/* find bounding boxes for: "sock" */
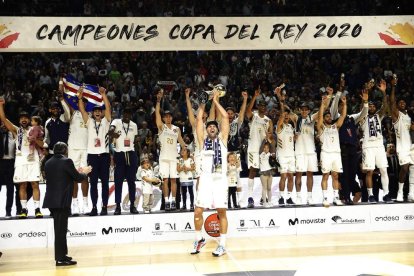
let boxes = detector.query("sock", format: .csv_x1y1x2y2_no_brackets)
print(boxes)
367,188,373,196
219,234,227,247
287,192,292,199
172,197,176,202
379,168,389,195
307,192,312,199
280,191,284,199
333,190,339,198
34,200,40,209
248,178,254,195
21,200,27,209
322,190,328,199
83,197,89,206
165,197,169,202
398,182,404,193
72,198,78,206
195,231,202,241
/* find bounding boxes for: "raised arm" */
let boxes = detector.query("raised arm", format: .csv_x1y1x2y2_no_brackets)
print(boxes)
328,86,341,120
209,99,216,121
213,91,229,143
185,88,196,128
237,91,248,125
155,90,164,132
389,76,399,122
100,86,111,122
336,96,347,128
350,88,369,124
246,87,260,120
274,86,285,132
317,96,328,133
0,98,18,135
177,128,186,150
196,103,206,149
77,87,89,124
58,78,71,122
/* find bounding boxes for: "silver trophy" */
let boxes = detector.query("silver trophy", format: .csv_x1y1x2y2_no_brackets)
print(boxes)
198,84,226,104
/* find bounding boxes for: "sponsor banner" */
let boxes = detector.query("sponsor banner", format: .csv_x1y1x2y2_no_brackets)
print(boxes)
325,205,370,233
0,219,49,249
0,16,413,52
293,207,330,235
145,212,196,242
369,203,414,231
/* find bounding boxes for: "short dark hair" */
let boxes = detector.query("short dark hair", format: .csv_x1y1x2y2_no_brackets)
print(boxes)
206,120,219,129
53,142,68,155
31,116,42,125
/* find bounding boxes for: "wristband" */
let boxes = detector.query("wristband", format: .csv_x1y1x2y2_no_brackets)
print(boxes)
59,81,63,85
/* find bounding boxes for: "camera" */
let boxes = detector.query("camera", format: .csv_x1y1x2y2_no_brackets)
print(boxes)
99,70,107,77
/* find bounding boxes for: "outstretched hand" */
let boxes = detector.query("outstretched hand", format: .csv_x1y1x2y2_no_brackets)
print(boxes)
377,79,386,93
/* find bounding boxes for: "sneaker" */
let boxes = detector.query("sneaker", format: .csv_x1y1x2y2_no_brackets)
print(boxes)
82,201,89,214
114,206,121,215
383,194,393,203
165,202,171,211
144,210,150,214
322,198,330,208
190,205,194,211
72,204,80,216
100,206,108,215
247,197,254,208
5,212,12,219
333,197,344,206
286,198,295,205
278,197,285,206
130,206,139,214
408,194,414,203
88,207,98,216
190,238,206,255
260,198,264,206
35,208,43,218
368,195,377,203
171,201,176,210
307,197,314,205
396,192,404,202
212,245,226,257
18,208,28,219
296,196,302,205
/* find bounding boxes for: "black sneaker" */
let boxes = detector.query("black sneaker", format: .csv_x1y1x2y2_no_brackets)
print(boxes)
247,197,254,208
114,206,121,215
130,206,139,214
190,205,194,211
35,208,43,218
88,207,98,216
368,195,377,203
286,198,295,205
171,201,176,210
18,208,28,219
100,206,108,215
383,194,393,203
278,197,285,205
260,198,264,206
165,202,171,211
181,205,187,211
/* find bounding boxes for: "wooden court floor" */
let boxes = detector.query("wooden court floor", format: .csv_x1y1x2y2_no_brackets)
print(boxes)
0,231,413,276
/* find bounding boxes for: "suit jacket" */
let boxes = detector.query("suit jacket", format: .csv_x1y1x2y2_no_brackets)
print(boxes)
43,154,87,209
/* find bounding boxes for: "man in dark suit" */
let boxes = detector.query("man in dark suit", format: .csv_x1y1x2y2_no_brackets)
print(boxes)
43,142,91,266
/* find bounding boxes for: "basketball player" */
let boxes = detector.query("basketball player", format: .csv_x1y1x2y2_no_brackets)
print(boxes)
0,99,43,218
358,80,391,203
317,95,347,207
390,75,414,202
191,90,229,257
275,87,296,205
78,85,111,216
245,88,273,208
155,89,186,211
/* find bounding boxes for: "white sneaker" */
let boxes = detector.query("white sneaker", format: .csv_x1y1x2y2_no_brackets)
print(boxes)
82,202,89,214
212,245,226,257
408,194,414,202
322,198,330,208
396,191,404,202
296,196,302,205
72,204,81,216
333,197,344,206
307,197,314,205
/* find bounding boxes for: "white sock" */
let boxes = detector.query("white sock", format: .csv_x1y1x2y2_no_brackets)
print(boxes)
333,190,339,198
72,198,78,206
248,178,254,195
195,231,202,241
34,200,40,209
379,168,389,195
398,183,404,193
287,192,292,199
165,197,169,202
280,191,285,199
219,234,226,247
172,197,176,202
307,192,312,199
83,197,88,206
322,190,328,199
21,200,27,209
368,188,373,196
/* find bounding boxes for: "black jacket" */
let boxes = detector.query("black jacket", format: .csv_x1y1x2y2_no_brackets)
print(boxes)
43,154,87,209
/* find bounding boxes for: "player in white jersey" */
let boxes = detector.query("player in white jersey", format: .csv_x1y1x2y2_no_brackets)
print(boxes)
275,87,296,205
390,75,414,202
317,95,347,207
245,88,273,208
156,89,186,211
0,100,43,218
78,85,111,216
359,80,391,203
61,81,90,215
191,90,229,257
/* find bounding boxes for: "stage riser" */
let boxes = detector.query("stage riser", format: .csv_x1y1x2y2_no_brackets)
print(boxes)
0,203,413,249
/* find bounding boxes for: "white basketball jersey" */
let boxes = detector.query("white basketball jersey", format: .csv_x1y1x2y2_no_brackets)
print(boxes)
360,114,384,149
248,112,270,152
394,111,412,153
277,123,295,157
201,138,228,176
14,127,40,166
295,116,316,154
111,119,138,152
159,124,179,161
68,111,88,150
87,118,110,154
320,124,341,153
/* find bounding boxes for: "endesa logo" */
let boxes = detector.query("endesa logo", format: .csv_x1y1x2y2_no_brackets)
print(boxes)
289,218,326,226
1,232,12,239
18,231,46,238
375,216,400,222
404,215,414,221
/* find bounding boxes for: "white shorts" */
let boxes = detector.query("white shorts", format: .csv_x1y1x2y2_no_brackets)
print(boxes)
14,163,41,183
295,153,318,172
159,160,178,179
398,150,414,166
194,151,201,178
362,147,388,170
320,152,343,174
247,151,260,169
68,148,88,168
195,173,228,209
278,155,295,173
